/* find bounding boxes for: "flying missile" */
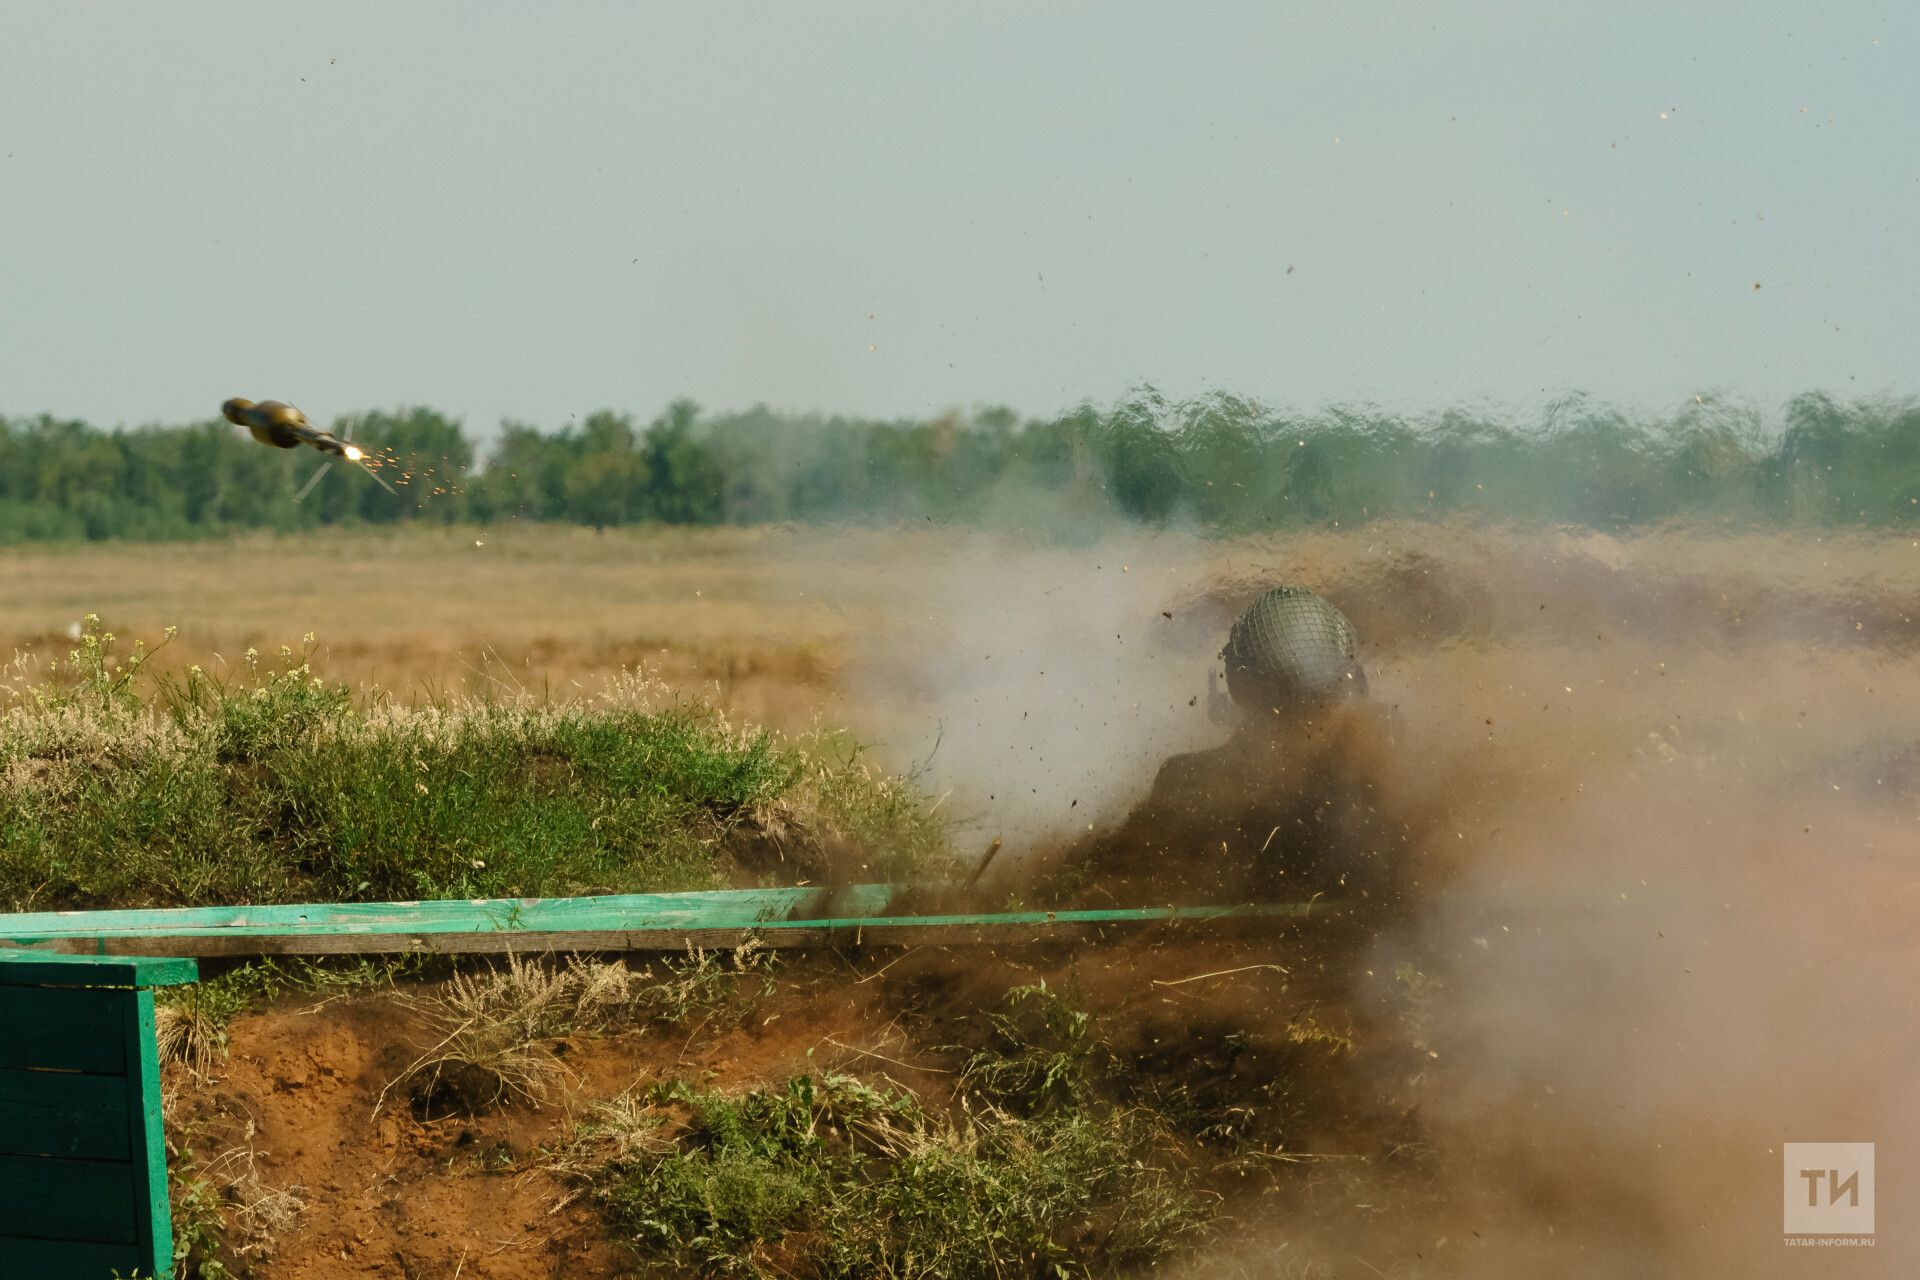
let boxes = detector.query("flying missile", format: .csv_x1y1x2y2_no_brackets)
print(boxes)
222,397,397,499
222,397,364,461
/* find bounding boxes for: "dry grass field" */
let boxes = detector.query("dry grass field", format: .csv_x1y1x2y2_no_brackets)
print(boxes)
1,525,858,726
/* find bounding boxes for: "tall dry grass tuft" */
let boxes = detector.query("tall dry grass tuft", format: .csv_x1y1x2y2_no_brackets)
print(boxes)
387,953,579,1115
154,995,228,1079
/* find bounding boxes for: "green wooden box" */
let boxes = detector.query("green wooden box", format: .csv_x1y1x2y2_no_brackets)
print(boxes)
0,952,197,1279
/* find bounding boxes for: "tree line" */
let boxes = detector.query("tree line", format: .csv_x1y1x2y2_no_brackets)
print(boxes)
1,389,1916,542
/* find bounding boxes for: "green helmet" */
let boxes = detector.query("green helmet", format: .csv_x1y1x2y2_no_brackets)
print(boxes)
1221,586,1366,711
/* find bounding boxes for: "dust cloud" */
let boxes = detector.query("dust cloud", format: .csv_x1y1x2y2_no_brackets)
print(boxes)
829,529,1236,858
826,522,1920,1275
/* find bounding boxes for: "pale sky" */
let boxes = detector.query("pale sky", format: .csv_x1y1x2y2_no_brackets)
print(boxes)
1,2,1913,433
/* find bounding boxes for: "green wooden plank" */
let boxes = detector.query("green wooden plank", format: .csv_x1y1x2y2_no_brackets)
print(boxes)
0,901,1318,959
0,1153,139,1245
0,988,129,1074
0,952,197,989
0,1068,131,1160
0,886,1302,945
0,893,1314,959
0,885,899,941
125,988,172,1279
0,1234,143,1278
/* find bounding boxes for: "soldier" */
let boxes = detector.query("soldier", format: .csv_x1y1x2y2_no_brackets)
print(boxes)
1070,586,1403,904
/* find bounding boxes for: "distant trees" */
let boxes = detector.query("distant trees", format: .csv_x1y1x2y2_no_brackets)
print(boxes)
2,389,1917,543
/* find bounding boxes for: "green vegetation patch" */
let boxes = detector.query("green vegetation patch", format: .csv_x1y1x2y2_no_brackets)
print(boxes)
567,989,1210,1278
0,623,944,911
598,1075,1202,1279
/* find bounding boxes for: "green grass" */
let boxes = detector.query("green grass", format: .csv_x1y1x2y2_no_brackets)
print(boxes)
602,1075,1203,1279
570,991,1212,1279
0,622,947,911
576,1074,1198,1280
